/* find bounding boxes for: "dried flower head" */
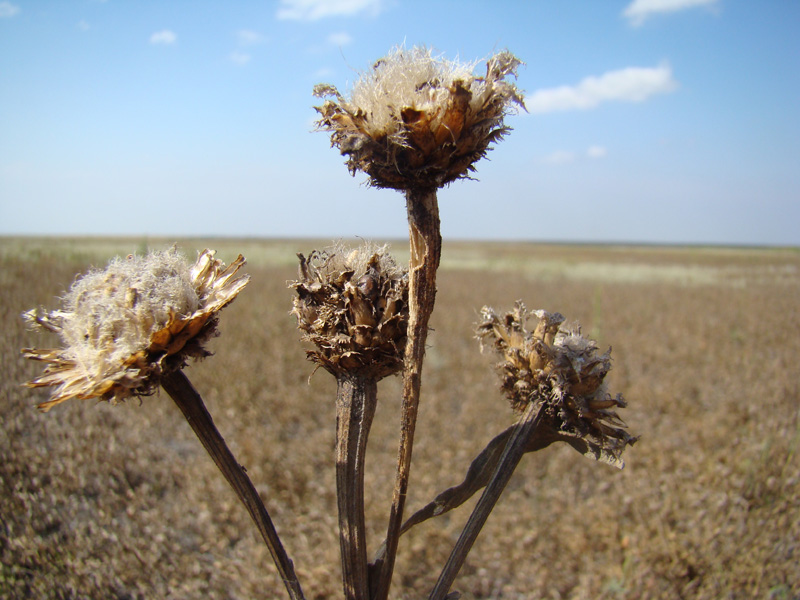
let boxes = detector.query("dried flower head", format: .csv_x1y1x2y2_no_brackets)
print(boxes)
314,46,525,191
22,248,249,411
477,301,637,467
291,242,408,378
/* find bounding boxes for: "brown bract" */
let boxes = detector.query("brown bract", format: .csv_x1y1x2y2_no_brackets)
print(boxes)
477,301,637,467
22,248,249,412
290,243,408,379
313,46,525,191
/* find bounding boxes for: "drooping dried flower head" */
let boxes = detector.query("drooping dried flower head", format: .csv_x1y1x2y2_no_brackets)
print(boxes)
291,242,408,379
314,46,525,191
22,248,249,411
477,301,637,467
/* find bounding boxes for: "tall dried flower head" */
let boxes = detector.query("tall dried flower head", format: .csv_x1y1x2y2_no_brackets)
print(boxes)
477,301,637,467
22,248,249,412
291,242,408,378
314,46,525,191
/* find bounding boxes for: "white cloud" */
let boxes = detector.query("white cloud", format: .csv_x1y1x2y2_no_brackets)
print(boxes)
149,30,177,45
544,146,608,165
587,145,608,159
229,51,251,66
623,0,719,27
327,31,353,46
237,29,265,45
544,151,577,165
77,20,90,32
526,63,678,113
277,0,383,21
0,2,20,18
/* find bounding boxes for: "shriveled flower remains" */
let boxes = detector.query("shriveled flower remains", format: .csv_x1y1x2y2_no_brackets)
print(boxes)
477,301,637,467
291,242,408,379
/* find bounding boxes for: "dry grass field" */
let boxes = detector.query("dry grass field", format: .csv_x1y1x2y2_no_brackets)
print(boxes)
2,237,799,599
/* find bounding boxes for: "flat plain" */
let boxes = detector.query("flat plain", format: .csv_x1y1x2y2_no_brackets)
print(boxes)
1,237,798,599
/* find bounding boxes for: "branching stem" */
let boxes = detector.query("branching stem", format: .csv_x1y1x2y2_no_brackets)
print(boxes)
161,369,305,600
428,401,546,600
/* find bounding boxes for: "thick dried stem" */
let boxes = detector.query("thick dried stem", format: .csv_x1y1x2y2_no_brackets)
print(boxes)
428,401,545,600
336,375,378,600
160,370,305,600
374,187,441,600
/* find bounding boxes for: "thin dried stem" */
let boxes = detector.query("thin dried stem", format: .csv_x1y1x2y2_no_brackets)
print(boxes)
428,400,546,600
336,374,378,600
374,187,441,600
160,370,305,600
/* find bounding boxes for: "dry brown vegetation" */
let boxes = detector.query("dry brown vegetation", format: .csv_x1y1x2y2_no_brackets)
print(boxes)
2,237,799,599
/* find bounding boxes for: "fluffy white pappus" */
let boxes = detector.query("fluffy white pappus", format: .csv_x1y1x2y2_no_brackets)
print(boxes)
60,248,199,376
349,47,474,135
346,46,520,140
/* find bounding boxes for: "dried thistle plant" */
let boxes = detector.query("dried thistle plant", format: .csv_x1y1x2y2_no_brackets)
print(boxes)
427,302,637,599
291,242,408,380
22,248,304,600
315,47,524,599
291,242,408,600
476,301,637,466
22,248,247,411
314,46,525,191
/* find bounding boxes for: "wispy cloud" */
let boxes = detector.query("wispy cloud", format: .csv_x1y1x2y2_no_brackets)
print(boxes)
327,31,353,46
277,0,383,21
587,145,608,159
527,63,678,113
149,30,177,45
544,150,577,165
229,51,251,66
0,2,20,18
237,29,265,45
228,30,265,65
623,0,719,27
77,20,90,32
544,146,608,165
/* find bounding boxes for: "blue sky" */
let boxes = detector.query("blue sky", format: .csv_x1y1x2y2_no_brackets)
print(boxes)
1,0,798,245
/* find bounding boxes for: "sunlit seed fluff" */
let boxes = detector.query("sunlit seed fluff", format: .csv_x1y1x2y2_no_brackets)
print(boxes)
477,301,637,467
290,242,408,378
313,46,525,191
22,248,249,411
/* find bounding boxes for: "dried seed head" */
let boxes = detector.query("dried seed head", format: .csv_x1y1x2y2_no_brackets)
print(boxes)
290,242,408,379
477,301,637,467
314,46,525,191
22,248,249,411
